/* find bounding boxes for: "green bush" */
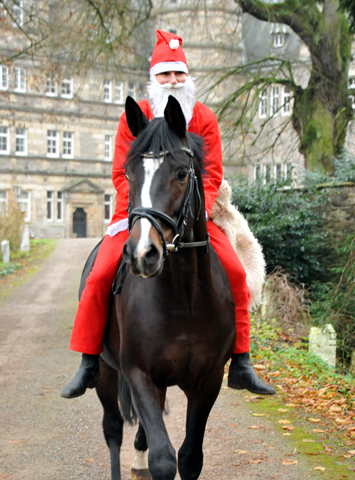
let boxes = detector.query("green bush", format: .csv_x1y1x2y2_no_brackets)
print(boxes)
229,175,329,285
0,196,25,254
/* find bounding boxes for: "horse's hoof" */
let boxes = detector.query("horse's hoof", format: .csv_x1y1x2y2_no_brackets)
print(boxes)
131,468,152,480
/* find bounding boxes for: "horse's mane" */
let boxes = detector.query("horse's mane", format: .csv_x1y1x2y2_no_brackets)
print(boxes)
126,117,206,173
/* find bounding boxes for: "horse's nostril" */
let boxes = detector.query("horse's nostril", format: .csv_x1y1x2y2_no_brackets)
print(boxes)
144,244,160,266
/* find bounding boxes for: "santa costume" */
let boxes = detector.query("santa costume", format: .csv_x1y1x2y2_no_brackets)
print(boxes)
61,30,275,399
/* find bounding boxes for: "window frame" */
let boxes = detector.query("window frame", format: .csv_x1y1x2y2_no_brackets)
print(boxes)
259,88,268,119
62,131,74,159
281,86,291,116
270,85,280,116
47,130,59,158
274,163,282,181
103,80,112,103
128,81,136,100
15,127,28,156
61,78,73,99
285,162,292,180
47,191,54,222
273,33,285,48
0,126,10,155
57,191,64,222
14,67,26,92
104,135,112,161
46,76,58,96
0,65,9,90
17,191,31,222
114,81,123,104
253,164,261,181
264,164,271,184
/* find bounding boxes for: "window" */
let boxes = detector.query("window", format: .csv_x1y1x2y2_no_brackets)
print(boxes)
15,127,27,155
275,163,282,181
13,1,24,26
128,82,136,100
114,81,123,104
270,85,279,116
17,191,30,222
282,86,291,115
61,78,73,98
47,130,59,157
254,164,261,181
285,162,292,180
0,66,8,90
14,68,26,92
105,135,112,161
104,194,112,222
0,191,7,215
259,89,267,118
0,126,10,154
264,164,271,183
47,191,54,221
46,76,57,96
63,132,74,158
273,33,285,48
57,191,63,221
103,80,112,102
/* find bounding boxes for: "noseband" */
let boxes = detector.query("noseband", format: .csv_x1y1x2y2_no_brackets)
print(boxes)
127,146,209,258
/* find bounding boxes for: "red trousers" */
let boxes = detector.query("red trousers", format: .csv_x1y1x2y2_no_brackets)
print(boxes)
70,220,250,355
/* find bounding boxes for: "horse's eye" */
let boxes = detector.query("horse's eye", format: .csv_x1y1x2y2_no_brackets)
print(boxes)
176,170,188,182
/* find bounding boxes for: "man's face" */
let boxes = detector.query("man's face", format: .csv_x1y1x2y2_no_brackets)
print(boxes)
155,71,187,85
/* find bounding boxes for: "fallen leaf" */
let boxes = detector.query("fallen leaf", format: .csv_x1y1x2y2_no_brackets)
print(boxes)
221,386,229,390
83,458,95,463
330,405,342,412
348,450,355,455
248,425,264,429
308,418,320,423
253,364,266,370
249,459,262,464
235,450,248,455
278,419,291,424
323,444,332,453
252,413,266,417
282,460,298,465
313,429,327,434
278,408,289,413
335,418,347,424
283,433,292,436
314,466,326,471
286,403,296,407
302,439,315,443
282,425,296,431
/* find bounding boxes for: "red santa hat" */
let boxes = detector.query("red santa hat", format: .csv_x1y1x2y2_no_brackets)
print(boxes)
150,30,188,76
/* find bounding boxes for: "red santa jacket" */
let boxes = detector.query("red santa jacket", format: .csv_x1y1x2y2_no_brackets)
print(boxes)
108,99,223,230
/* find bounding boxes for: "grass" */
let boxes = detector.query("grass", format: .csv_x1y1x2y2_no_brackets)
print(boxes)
0,239,58,303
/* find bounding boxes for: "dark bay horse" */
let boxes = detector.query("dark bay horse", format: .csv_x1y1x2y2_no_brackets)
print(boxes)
95,96,236,480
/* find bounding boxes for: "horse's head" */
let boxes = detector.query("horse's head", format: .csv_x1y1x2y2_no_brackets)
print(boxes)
122,96,204,278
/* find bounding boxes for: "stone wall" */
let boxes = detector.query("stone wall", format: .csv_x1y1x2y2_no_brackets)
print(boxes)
321,184,355,241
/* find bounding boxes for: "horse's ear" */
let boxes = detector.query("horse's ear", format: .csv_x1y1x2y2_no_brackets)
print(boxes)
164,95,187,138
125,96,149,137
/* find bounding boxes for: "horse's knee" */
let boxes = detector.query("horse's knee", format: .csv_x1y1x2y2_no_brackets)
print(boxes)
148,444,176,480
102,409,123,448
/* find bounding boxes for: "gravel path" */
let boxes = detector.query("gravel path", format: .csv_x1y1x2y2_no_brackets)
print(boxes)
0,238,314,479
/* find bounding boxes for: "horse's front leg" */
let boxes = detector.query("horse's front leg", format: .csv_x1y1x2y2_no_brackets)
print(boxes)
178,366,225,480
131,422,151,480
127,369,176,480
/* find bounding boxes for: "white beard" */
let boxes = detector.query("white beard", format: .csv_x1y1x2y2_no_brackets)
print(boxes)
147,75,196,126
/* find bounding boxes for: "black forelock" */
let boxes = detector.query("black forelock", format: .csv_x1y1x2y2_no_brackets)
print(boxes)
126,117,206,173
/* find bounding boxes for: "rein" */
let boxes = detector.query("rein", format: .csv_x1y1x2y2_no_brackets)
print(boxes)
128,145,209,258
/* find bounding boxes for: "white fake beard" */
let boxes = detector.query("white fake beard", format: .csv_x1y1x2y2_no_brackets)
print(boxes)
147,75,197,126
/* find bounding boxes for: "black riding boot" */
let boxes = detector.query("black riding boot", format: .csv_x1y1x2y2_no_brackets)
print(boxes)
61,354,100,399
228,352,276,395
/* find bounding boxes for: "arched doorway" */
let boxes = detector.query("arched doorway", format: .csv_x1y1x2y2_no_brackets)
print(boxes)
73,208,87,238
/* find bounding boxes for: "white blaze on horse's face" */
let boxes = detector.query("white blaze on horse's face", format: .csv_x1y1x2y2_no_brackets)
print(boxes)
136,156,164,262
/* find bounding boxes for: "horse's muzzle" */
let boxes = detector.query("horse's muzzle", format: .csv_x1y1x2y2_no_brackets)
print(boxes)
123,236,164,278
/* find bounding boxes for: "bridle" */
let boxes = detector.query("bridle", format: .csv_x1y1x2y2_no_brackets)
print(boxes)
127,145,209,259
112,144,209,295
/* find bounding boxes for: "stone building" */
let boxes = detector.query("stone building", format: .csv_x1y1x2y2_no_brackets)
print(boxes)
1,1,355,238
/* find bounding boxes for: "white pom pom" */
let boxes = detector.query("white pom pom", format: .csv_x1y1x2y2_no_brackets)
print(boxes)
169,39,179,50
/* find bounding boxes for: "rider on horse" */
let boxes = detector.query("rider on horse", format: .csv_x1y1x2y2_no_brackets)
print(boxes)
61,30,275,399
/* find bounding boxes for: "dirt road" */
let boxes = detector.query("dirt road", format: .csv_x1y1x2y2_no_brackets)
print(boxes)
0,239,316,479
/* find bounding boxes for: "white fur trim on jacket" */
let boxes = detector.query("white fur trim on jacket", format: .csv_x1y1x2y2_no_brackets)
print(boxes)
210,178,266,311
